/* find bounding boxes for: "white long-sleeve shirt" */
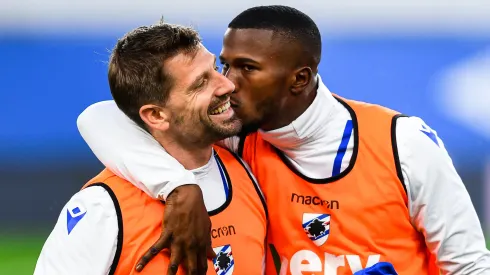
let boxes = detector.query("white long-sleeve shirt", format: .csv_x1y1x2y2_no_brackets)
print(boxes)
34,152,233,275
71,76,490,274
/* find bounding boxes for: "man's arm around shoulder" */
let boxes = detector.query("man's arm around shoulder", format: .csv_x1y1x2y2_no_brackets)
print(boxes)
77,100,240,200
34,186,119,275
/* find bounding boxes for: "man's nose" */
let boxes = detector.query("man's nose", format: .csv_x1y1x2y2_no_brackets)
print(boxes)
214,72,235,97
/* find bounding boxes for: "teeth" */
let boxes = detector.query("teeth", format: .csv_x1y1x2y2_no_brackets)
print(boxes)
211,102,230,115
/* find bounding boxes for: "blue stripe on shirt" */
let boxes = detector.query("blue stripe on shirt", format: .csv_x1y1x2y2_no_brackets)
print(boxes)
332,120,353,176
215,155,229,198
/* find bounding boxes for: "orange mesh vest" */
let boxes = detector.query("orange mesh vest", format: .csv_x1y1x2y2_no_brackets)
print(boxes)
83,147,267,275
240,97,438,275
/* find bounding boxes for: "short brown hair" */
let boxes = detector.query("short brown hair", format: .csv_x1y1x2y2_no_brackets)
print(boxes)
108,23,201,128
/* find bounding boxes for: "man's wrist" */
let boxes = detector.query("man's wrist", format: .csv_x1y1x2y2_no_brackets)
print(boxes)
159,181,198,201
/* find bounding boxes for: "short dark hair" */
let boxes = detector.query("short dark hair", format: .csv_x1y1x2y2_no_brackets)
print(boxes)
228,5,321,66
108,23,201,128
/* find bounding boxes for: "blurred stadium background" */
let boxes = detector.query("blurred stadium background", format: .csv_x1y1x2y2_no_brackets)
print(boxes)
1,0,489,274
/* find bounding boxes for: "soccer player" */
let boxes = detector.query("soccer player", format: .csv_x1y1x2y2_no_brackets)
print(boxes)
34,23,267,275
77,5,490,275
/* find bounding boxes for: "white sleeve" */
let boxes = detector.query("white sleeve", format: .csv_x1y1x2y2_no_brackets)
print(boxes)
77,100,197,200
396,116,490,275
34,186,118,275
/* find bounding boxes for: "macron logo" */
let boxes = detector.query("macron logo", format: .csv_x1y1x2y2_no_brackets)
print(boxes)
67,206,87,235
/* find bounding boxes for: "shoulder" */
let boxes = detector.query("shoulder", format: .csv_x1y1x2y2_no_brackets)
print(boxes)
34,186,119,275
61,185,118,236
395,116,448,158
394,116,459,203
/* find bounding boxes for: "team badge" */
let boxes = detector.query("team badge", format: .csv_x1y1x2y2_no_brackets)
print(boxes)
213,245,234,275
302,213,330,246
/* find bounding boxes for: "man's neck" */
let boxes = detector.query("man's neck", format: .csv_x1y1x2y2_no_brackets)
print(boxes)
259,77,338,148
261,77,318,131
154,135,213,170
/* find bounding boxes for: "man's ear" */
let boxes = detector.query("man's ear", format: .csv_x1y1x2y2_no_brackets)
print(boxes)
139,104,170,132
290,66,313,95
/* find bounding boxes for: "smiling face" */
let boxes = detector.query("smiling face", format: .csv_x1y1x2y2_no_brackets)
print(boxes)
109,23,241,147
161,44,242,144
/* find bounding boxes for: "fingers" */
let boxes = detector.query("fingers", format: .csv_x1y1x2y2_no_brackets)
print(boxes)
166,244,183,275
197,249,209,275
135,231,172,272
185,249,198,275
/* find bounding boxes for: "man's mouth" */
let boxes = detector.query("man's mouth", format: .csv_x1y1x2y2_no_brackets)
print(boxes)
210,101,231,115
229,99,239,108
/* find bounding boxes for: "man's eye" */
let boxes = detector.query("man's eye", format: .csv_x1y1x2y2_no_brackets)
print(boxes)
196,79,208,88
243,65,255,72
